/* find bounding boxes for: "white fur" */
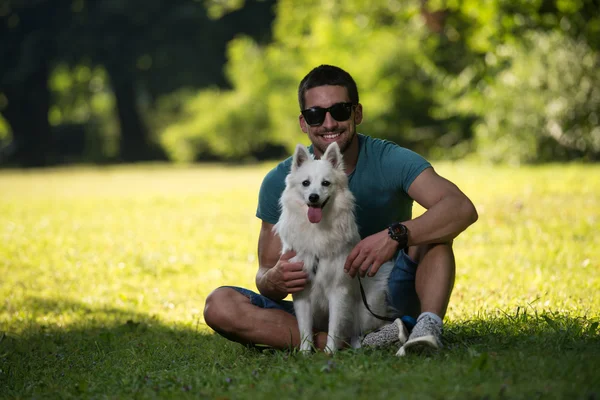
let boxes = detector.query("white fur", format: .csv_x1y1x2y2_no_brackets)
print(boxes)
274,142,395,354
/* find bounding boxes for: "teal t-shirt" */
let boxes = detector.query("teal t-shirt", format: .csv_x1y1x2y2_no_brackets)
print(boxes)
256,134,432,238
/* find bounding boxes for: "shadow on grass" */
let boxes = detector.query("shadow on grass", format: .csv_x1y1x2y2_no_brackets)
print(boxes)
0,296,248,397
1,297,599,398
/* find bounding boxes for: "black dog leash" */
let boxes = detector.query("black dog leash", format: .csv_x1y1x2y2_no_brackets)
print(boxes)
357,275,396,322
312,255,400,324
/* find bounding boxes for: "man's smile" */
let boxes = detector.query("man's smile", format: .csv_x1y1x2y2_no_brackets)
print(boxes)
320,131,344,142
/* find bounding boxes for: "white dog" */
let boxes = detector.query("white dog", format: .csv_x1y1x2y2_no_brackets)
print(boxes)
274,142,395,353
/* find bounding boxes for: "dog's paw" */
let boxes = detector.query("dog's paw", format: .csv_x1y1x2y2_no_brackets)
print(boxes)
299,340,314,354
324,338,340,355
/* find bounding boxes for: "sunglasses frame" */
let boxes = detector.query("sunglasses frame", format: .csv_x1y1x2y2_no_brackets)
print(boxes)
301,102,355,127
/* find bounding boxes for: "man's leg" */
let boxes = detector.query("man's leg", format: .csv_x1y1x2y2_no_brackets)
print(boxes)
399,242,455,355
203,287,327,349
362,243,455,353
411,242,456,319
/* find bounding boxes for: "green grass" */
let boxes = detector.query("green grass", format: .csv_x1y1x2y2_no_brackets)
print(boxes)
1,162,599,399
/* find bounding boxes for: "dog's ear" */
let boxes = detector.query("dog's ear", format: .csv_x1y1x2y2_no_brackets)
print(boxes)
323,142,344,170
292,144,311,172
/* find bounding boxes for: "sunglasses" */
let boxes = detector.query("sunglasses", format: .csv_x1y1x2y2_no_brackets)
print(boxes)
301,102,354,127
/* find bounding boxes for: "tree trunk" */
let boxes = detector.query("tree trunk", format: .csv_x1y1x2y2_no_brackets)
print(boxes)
107,67,152,162
420,0,447,33
1,63,52,167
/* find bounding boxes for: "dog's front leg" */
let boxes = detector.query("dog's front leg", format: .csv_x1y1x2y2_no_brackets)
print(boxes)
325,288,349,354
293,292,313,353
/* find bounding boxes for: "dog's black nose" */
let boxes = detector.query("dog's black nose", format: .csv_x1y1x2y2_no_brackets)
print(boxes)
309,193,320,203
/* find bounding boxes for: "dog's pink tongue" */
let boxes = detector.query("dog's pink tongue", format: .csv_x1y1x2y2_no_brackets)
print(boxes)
307,206,322,223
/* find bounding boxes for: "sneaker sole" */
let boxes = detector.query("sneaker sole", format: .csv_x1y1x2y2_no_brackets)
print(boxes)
396,335,441,357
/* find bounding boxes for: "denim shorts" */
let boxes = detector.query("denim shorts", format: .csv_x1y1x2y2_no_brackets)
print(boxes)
223,249,420,322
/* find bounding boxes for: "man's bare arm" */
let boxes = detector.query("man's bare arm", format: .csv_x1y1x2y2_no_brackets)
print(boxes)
403,167,478,246
255,221,308,300
345,167,477,277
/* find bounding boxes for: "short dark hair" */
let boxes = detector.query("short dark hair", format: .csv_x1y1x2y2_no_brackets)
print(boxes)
297,65,359,110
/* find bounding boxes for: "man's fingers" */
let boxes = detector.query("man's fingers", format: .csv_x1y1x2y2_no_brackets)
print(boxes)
358,257,374,277
344,246,361,271
348,253,367,277
367,260,382,277
284,270,308,281
283,261,305,272
286,278,308,289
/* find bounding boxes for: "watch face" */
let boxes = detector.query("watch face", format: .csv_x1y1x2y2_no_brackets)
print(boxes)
392,223,406,235
389,223,407,244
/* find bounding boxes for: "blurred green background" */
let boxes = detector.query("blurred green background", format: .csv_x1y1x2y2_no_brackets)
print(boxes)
1,0,599,167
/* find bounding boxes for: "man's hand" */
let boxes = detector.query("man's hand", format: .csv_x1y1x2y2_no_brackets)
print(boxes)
265,251,308,295
344,230,398,278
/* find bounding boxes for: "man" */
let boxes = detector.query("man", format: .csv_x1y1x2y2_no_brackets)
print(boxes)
204,65,478,355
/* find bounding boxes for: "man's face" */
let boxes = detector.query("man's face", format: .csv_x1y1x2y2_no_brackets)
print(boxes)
299,85,363,157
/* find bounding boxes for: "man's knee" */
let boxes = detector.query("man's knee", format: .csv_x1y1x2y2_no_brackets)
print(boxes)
410,242,454,265
203,287,248,334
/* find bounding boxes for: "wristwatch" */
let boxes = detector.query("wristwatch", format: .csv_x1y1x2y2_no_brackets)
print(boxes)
388,222,409,249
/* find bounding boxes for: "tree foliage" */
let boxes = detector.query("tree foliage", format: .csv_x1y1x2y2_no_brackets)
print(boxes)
2,0,599,165
0,0,276,165
438,30,600,163
160,0,461,161
161,0,600,163
430,0,600,163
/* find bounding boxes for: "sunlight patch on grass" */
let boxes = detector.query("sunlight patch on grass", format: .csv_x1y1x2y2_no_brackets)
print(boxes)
1,162,599,398
2,162,599,331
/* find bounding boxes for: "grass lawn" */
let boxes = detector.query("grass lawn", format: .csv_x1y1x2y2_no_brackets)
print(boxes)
0,161,599,399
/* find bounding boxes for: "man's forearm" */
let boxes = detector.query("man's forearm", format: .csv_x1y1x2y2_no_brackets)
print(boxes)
255,267,287,301
404,194,478,246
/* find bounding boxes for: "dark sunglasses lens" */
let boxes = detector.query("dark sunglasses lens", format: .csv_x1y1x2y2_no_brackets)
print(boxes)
303,108,326,126
302,103,353,126
330,103,352,121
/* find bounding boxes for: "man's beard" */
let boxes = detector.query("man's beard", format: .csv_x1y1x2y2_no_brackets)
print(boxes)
313,128,356,156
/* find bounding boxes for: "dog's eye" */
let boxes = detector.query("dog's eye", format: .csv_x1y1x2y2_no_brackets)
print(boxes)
302,180,310,187
321,180,331,187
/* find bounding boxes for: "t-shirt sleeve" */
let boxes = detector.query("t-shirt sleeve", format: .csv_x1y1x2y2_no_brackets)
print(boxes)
381,143,432,194
256,165,288,224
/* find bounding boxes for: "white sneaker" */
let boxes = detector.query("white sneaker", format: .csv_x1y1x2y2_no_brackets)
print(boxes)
361,318,409,348
396,314,443,356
